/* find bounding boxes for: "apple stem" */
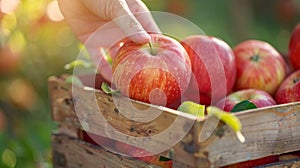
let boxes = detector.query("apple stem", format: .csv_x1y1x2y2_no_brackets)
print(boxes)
250,54,260,62
148,42,157,56
294,78,300,84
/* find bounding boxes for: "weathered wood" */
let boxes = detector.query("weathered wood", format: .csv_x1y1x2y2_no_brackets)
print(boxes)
49,75,300,168
48,75,199,167
256,158,300,168
52,133,162,168
194,103,300,167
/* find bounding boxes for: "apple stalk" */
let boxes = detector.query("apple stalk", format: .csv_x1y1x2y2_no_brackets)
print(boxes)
148,42,158,56
250,54,260,62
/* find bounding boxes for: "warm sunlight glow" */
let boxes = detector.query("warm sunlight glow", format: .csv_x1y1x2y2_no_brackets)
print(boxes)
46,0,64,22
0,0,20,14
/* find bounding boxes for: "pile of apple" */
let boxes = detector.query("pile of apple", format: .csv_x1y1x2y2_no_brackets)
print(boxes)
111,23,300,112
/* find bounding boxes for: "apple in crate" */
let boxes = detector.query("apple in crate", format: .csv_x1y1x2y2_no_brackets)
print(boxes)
215,89,276,112
275,69,300,104
114,141,172,168
233,40,287,96
112,34,191,106
180,35,237,105
289,24,300,70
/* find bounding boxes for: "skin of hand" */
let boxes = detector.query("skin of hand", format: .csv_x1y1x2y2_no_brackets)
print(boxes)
58,0,160,82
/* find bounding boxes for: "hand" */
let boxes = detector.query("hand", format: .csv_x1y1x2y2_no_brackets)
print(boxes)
58,0,160,47
58,0,160,82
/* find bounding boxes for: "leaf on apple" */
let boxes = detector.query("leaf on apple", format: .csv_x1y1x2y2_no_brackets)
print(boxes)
101,82,120,95
177,101,205,118
158,156,172,161
231,100,257,113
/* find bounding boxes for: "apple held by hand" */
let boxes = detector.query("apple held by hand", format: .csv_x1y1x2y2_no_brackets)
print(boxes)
112,34,191,106
180,35,237,105
289,24,300,70
233,40,287,96
275,69,300,104
215,89,276,112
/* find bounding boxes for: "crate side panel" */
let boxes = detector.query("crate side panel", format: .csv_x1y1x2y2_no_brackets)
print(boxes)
193,102,300,167
52,134,162,168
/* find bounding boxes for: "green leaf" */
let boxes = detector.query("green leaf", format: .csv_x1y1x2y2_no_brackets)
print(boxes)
177,101,205,118
231,100,257,113
158,156,172,161
64,60,94,70
65,76,84,87
101,83,120,95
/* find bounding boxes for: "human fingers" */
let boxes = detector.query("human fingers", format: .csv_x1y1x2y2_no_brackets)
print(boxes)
111,0,152,44
126,0,161,34
83,0,152,44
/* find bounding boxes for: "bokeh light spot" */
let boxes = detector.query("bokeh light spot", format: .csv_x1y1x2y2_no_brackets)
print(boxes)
1,14,17,36
8,30,26,54
7,78,37,110
2,149,16,168
0,0,20,14
46,0,64,22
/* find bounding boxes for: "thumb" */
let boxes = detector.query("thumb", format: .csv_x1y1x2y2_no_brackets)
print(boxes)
111,0,151,44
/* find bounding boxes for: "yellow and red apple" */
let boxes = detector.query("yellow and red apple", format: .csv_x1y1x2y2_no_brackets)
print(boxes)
112,34,191,106
275,69,300,104
233,40,287,96
289,24,300,70
215,89,276,112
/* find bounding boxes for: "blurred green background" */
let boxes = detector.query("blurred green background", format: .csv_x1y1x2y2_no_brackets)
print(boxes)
0,0,299,167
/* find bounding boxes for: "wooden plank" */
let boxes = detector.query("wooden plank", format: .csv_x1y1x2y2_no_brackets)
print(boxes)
193,102,300,167
48,75,300,168
48,75,200,167
256,158,300,168
52,133,162,168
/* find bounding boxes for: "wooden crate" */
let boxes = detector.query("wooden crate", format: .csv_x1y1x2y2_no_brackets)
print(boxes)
49,75,300,168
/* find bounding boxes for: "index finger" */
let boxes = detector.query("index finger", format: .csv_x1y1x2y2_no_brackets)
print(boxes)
127,0,161,34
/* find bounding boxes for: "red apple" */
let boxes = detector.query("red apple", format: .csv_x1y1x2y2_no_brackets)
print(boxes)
233,40,287,96
180,35,237,105
224,155,279,168
275,69,300,104
114,141,172,168
81,131,115,150
215,89,276,112
289,24,300,70
112,34,191,106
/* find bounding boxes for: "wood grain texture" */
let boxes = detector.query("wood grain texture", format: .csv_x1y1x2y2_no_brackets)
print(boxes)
194,103,300,167
52,133,162,168
49,75,300,168
256,158,300,168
